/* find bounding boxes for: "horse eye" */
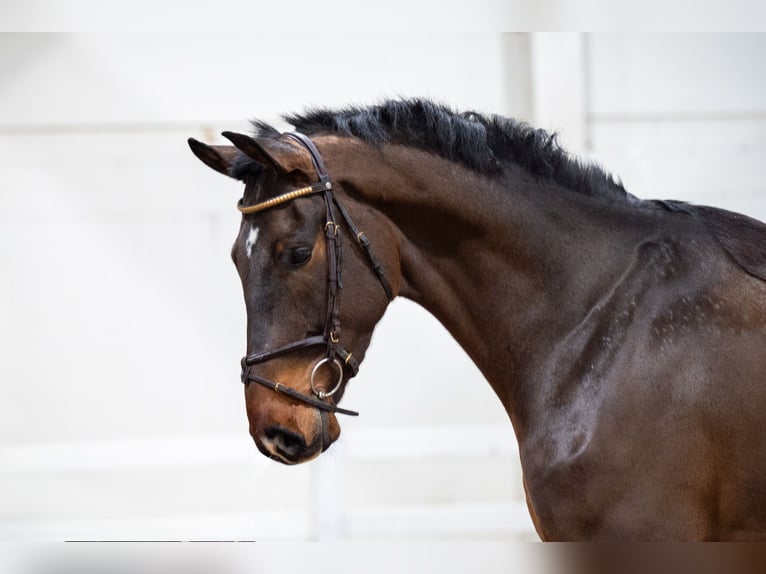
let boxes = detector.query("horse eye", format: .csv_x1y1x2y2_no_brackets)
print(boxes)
290,246,312,266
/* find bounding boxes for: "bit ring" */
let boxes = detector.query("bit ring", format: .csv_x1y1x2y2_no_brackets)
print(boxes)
310,357,344,399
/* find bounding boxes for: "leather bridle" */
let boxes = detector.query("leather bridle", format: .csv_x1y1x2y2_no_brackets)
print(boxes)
238,132,393,428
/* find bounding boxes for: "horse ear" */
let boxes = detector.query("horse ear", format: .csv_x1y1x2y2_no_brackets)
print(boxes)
187,138,239,178
221,131,313,176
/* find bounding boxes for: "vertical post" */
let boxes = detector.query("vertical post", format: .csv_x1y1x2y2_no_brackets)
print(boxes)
501,33,534,123
529,33,589,155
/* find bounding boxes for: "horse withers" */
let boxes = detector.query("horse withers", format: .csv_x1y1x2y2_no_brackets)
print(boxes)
189,100,766,540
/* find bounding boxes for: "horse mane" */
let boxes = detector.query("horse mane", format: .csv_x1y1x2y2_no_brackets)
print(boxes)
238,99,766,282
251,99,635,204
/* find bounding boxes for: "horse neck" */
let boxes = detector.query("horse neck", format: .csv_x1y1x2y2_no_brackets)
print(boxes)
333,142,655,427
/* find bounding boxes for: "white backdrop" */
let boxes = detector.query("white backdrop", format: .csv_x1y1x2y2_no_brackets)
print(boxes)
1,33,765,547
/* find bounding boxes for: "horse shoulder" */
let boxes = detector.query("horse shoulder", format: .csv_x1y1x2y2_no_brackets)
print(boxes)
518,234,761,539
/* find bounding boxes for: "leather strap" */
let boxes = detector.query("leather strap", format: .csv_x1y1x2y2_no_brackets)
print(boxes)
237,182,326,215
242,337,359,376
284,132,330,180
242,335,327,366
244,371,359,416
320,410,332,451
332,196,394,301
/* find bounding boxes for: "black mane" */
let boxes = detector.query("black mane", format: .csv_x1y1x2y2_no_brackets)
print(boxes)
252,99,634,203
236,99,766,282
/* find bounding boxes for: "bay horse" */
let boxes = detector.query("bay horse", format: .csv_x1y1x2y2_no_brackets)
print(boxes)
188,99,766,540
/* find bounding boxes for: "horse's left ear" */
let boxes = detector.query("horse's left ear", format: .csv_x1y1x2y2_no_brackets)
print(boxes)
187,138,240,178
221,132,313,176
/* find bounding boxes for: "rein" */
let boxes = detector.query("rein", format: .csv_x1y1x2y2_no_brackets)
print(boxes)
238,132,393,422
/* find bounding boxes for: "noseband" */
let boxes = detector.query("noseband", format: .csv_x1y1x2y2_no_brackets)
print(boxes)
238,132,394,421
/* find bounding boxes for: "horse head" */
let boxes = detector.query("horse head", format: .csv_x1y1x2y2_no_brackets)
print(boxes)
188,131,396,464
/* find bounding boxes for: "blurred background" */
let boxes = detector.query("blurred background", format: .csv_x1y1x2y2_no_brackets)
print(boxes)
1,32,765,546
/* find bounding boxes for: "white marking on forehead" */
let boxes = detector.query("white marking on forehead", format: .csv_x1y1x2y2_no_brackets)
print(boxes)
245,225,259,259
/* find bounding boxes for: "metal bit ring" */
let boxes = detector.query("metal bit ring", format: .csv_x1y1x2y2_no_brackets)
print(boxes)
310,357,344,399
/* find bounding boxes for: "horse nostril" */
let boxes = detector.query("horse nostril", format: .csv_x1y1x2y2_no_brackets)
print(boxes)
264,425,307,459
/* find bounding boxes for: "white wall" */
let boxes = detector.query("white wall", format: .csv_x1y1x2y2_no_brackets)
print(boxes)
588,34,766,222
2,33,765,546
531,34,766,225
0,33,530,543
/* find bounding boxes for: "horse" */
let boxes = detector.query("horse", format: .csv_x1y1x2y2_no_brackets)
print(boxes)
188,99,766,540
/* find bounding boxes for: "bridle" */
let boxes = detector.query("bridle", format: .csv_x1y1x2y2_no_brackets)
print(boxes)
238,132,393,429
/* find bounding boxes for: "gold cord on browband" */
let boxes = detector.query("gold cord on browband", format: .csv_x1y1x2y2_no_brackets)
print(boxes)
237,181,331,215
